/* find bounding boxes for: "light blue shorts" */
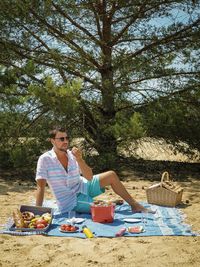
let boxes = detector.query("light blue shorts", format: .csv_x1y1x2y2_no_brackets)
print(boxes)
74,175,105,213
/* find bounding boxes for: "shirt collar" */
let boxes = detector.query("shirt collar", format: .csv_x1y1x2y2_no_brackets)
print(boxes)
50,148,57,158
50,148,70,158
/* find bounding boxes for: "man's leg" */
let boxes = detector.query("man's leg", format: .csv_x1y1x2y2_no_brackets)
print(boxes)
99,170,155,213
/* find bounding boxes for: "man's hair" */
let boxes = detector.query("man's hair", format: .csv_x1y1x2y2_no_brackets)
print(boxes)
49,125,67,139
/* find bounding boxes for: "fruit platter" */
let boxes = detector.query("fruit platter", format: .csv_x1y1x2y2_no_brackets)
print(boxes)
9,205,53,232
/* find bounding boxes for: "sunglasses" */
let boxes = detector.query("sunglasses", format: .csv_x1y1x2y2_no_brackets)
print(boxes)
54,136,69,142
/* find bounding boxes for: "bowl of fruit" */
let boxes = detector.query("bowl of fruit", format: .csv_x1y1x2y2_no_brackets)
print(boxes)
10,205,53,232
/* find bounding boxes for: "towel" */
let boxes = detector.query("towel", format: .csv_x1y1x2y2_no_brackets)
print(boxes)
1,202,198,237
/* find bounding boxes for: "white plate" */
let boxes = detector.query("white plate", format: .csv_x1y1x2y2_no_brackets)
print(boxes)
123,218,141,223
59,228,79,233
66,218,85,224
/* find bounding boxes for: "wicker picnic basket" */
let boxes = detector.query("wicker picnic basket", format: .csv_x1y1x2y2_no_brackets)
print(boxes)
146,171,183,207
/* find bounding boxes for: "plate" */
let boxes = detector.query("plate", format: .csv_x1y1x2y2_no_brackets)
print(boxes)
59,228,79,233
123,218,141,223
128,226,144,233
66,218,85,224
59,227,79,233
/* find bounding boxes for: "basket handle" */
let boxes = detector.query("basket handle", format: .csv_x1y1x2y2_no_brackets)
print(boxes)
161,171,170,186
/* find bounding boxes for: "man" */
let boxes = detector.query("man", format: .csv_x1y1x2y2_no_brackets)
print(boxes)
36,126,154,214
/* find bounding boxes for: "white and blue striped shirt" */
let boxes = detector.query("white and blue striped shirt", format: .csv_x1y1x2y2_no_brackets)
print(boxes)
36,149,88,213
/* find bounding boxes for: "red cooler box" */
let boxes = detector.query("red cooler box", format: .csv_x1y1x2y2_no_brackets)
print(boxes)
91,204,115,223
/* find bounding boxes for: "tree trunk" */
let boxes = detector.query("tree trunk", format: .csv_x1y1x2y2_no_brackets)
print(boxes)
97,1,117,155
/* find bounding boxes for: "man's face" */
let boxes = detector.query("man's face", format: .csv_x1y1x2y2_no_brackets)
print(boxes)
51,131,69,152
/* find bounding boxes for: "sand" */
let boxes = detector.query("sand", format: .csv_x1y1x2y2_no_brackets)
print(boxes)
0,175,200,267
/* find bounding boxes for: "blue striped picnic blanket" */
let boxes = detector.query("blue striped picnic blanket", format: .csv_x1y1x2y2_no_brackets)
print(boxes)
1,201,198,237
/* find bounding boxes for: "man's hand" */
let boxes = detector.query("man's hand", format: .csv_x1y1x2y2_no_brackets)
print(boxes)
71,147,82,161
71,146,93,180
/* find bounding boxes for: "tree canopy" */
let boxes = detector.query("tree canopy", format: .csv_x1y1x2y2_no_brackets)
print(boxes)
0,0,199,168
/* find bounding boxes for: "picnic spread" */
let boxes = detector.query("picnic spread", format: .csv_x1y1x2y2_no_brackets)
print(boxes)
1,172,198,237
2,200,198,237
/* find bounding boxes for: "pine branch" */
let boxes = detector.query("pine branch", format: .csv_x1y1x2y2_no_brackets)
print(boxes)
89,2,103,40
121,71,200,87
52,2,103,47
29,8,101,69
132,18,200,57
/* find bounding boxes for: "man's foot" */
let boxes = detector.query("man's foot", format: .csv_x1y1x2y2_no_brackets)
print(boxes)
131,202,156,214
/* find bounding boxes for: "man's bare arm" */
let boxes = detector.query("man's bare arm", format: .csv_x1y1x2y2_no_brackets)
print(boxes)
36,179,46,206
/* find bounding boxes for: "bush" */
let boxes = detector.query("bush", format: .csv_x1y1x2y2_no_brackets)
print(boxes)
0,138,47,169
